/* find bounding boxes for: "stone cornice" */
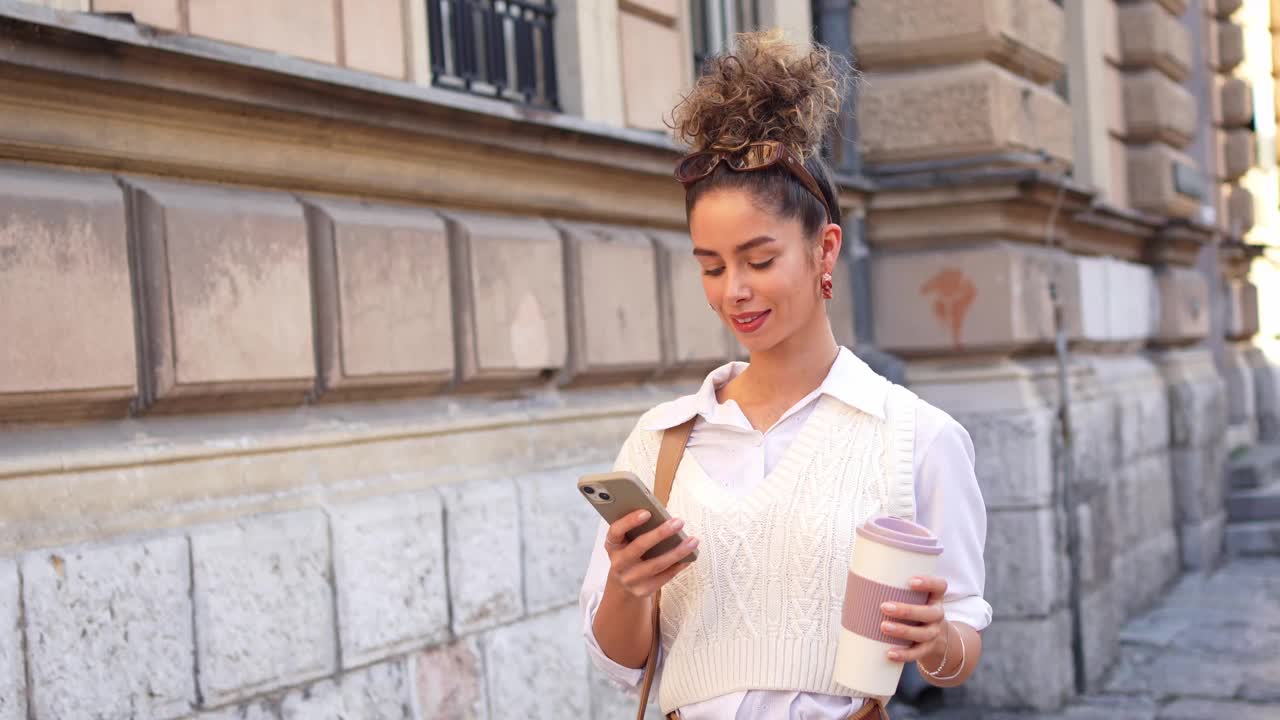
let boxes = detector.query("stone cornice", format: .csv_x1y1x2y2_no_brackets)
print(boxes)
0,5,870,226
867,167,1211,266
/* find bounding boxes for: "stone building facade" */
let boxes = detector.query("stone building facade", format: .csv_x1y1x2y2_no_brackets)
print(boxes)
0,1,1276,719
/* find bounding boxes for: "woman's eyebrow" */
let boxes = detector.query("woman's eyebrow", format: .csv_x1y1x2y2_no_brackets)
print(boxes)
691,236,777,257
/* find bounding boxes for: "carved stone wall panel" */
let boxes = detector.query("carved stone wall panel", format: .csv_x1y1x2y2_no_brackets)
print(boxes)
124,178,316,411
0,164,137,420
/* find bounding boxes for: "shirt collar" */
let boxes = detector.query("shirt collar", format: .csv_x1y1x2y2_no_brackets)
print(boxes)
639,346,889,431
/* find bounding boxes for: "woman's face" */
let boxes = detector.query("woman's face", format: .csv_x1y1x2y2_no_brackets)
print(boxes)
689,189,838,353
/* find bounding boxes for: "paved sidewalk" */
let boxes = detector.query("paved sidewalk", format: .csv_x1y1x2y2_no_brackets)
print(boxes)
900,556,1280,719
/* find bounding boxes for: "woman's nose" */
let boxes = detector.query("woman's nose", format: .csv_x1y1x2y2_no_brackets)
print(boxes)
726,268,753,303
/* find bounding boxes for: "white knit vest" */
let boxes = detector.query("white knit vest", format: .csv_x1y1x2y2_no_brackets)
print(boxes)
627,385,918,713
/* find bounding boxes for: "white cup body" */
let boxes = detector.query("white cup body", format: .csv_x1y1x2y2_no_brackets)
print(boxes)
833,536,940,696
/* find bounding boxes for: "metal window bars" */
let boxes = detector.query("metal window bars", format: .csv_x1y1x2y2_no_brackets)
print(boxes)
427,0,559,111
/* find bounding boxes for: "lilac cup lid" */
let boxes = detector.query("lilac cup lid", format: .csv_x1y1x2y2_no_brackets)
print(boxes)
856,516,943,555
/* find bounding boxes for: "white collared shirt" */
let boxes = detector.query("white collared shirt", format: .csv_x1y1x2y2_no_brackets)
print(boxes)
579,347,992,719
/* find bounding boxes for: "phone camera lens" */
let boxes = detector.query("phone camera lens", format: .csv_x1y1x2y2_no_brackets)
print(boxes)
598,492,611,501
582,486,595,495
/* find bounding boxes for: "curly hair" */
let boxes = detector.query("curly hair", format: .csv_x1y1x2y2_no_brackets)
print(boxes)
670,30,853,234
671,29,850,160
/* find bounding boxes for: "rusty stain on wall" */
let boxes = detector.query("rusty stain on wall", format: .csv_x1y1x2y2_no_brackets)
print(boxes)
920,268,977,349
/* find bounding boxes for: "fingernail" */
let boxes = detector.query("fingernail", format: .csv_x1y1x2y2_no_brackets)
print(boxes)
687,537,700,548
638,511,651,521
670,518,684,529
881,621,895,633
910,578,923,588
887,651,901,661
882,603,897,614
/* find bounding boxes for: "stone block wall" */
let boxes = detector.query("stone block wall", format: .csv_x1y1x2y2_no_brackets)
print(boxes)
0,162,741,424
1205,0,1256,236
1116,0,1201,218
0,466,672,719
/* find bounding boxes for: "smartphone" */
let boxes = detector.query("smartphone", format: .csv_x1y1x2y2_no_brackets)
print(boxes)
578,471,698,563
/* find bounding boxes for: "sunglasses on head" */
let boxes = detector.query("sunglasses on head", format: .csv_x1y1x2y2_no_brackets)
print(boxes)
674,140,833,223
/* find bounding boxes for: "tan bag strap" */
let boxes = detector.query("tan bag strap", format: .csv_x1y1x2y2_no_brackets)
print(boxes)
637,418,695,720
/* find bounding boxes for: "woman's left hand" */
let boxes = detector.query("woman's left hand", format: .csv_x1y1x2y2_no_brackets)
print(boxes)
879,575,949,664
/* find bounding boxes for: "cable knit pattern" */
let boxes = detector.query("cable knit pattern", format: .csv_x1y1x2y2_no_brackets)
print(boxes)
618,390,917,713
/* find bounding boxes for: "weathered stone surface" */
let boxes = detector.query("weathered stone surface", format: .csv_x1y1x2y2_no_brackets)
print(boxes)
1080,584,1121,691
303,198,453,397
22,536,194,719
852,0,1066,83
1247,349,1280,443
415,637,488,720
1112,530,1180,617
1160,700,1278,720
952,407,1056,509
0,559,23,720
340,0,406,78
619,7,687,131
0,164,136,419
188,0,337,63
1070,398,1121,492
1122,70,1195,146
1152,266,1211,346
1117,2,1192,81
652,231,731,373
280,660,413,719
1215,76,1254,128
1222,345,1258,430
1216,128,1255,181
860,62,1073,166
1170,444,1228,523
330,491,448,668
1177,511,1226,570
1221,183,1256,235
1125,144,1201,219
590,664,664,720
1107,646,1243,700
94,0,182,30
874,243,1075,355
443,211,567,385
196,700,279,720
126,178,314,408
1209,19,1246,72
437,478,523,635
191,510,336,704
484,606,589,720
517,466,604,614
985,508,1061,618
1075,258,1158,346
560,223,663,382
966,610,1075,711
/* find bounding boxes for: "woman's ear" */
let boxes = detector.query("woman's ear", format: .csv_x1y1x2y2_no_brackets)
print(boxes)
819,221,843,274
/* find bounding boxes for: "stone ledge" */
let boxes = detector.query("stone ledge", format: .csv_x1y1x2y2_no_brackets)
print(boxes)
1208,18,1246,72
852,0,1066,84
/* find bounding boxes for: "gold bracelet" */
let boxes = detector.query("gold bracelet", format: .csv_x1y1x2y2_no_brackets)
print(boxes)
921,623,966,682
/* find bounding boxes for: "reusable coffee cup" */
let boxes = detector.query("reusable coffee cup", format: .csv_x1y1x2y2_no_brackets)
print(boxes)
833,516,944,696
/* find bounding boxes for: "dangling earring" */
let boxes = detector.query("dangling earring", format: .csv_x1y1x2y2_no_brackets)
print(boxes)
821,272,833,300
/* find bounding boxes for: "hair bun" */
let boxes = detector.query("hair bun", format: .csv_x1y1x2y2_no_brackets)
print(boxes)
671,30,851,160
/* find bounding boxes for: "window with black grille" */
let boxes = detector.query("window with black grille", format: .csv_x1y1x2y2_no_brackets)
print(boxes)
427,0,559,110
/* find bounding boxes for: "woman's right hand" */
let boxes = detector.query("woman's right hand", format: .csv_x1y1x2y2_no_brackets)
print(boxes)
603,510,699,599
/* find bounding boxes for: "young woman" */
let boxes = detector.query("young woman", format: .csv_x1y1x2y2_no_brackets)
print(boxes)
578,31,990,720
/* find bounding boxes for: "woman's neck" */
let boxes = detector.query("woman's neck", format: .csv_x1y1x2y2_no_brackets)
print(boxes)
727,313,841,414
